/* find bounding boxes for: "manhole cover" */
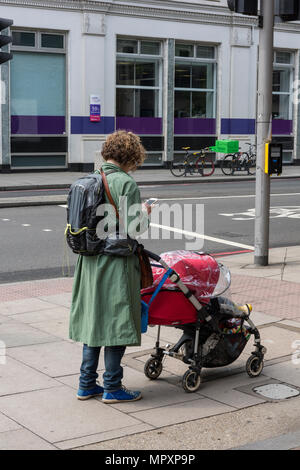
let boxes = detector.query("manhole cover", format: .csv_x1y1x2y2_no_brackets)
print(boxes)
253,383,300,400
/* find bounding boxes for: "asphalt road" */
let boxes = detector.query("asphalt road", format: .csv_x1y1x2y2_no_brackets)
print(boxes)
0,178,299,283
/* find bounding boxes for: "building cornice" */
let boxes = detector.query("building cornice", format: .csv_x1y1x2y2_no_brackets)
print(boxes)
1,0,300,32
0,0,256,27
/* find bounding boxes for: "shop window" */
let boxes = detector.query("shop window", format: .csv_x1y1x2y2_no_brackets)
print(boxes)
10,30,67,169
174,43,216,119
116,38,162,118
272,51,294,120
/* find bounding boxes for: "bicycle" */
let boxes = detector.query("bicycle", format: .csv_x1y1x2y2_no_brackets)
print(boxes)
221,142,256,176
170,147,215,177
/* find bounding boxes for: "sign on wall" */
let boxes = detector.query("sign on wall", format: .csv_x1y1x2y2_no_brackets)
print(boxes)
90,94,101,122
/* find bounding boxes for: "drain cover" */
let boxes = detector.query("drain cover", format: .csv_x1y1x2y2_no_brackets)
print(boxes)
253,383,300,400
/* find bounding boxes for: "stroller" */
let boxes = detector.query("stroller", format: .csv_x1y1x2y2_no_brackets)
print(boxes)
141,250,267,393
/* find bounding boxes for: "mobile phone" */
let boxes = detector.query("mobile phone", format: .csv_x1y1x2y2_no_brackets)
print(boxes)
145,198,158,206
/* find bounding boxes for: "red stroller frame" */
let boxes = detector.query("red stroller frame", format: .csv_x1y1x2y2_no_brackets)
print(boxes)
142,250,266,393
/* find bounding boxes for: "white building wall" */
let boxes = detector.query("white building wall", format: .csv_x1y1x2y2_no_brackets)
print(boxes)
1,0,299,170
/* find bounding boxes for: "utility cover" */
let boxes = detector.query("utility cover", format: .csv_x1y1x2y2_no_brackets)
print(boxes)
253,383,300,400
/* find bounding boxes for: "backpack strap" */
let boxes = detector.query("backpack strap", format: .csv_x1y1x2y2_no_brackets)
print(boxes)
100,169,119,220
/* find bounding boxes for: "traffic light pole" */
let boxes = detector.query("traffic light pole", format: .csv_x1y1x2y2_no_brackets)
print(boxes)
254,0,274,266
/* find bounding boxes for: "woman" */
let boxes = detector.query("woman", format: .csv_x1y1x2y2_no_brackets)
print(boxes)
69,130,152,404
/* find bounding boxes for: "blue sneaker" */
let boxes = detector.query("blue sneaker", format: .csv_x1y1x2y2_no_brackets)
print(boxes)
102,386,142,404
77,384,104,400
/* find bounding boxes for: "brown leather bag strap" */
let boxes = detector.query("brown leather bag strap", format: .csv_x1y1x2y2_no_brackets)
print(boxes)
100,169,119,220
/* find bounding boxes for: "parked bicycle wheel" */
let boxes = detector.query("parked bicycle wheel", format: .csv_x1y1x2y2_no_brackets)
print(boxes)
170,160,186,177
221,154,235,175
246,155,256,175
196,156,215,177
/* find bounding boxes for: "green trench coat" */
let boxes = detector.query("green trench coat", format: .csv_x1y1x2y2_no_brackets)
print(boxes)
69,163,149,347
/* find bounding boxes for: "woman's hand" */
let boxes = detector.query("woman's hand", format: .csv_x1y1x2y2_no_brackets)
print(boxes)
142,202,152,215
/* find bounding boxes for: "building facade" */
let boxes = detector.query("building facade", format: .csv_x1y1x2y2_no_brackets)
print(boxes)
0,0,299,172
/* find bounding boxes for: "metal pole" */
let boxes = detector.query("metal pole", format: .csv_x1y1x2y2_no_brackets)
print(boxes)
254,0,274,266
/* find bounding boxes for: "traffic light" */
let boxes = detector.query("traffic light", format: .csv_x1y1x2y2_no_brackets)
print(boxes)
275,0,300,21
227,0,258,16
0,17,13,65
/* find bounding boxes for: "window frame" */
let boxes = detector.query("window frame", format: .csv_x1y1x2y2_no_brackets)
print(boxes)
174,42,217,119
10,28,68,170
116,37,163,119
272,49,294,121
11,29,66,54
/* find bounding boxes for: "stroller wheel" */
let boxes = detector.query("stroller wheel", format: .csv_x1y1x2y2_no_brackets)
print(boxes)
246,354,264,378
144,357,163,380
182,370,201,393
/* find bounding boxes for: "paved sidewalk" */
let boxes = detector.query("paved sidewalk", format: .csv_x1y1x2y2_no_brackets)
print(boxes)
0,246,299,450
0,165,299,191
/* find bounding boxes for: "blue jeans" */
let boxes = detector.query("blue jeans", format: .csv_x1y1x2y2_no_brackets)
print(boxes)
79,344,126,392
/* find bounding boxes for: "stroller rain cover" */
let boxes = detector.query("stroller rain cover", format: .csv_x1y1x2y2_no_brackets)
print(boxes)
141,251,230,326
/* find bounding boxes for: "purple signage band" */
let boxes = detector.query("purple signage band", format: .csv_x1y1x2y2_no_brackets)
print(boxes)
174,118,216,135
116,117,162,135
71,116,115,134
221,118,293,136
221,118,256,135
11,115,293,137
11,116,66,135
272,119,293,135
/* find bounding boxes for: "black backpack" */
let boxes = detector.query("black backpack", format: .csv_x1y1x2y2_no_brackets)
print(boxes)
65,169,117,256
65,169,139,257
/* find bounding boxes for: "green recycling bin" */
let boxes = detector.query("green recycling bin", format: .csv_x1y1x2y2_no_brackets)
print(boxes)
210,140,239,154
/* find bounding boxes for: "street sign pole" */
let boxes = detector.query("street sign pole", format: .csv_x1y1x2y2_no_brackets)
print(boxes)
254,0,275,266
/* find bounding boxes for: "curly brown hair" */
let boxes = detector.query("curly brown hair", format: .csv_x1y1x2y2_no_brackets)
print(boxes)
101,130,146,170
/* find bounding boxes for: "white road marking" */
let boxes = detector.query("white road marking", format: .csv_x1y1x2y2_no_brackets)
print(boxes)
22,224,31,227
155,193,300,202
150,223,254,250
43,229,52,232
220,206,300,220
58,193,299,207
1,218,10,221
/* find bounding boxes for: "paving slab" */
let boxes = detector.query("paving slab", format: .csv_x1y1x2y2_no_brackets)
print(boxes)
0,429,56,450
130,398,234,427
0,321,61,348
99,366,201,413
244,326,300,360
0,385,143,443
9,306,69,324
0,411,21,433
0,357,59,396
29,318,70,341
281,273,300,283
7,341,102,377
38,293,72,308
246,311,282,326
195,375,268,408
262,361,300,388
0,314,13,323
55,423,154,450
0,298,56,316
56,373,99,390
278,319,300,329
